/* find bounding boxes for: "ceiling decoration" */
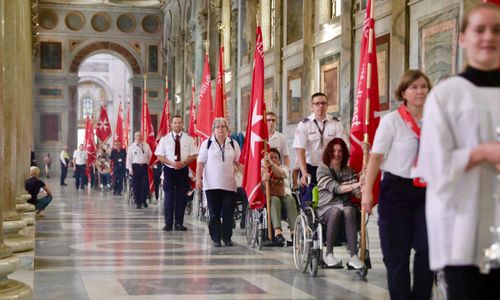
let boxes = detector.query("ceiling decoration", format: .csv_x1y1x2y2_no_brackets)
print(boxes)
91,12,111,32
39,9,59,30
40,0,163,8
117,14,136,33
65,11,86,31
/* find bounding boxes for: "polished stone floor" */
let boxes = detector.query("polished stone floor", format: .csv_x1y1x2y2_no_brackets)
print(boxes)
13,177,392,300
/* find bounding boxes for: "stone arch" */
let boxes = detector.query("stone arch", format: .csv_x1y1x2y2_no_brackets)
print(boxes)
69,41,142,74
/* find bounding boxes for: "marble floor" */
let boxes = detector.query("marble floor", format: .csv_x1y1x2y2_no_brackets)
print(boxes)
13,177,392,300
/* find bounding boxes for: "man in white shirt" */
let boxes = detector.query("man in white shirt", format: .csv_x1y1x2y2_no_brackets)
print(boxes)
292,92,347,204
127,131,152,209
72,144,87,190
60,145,70,186
266,112,290,167
155,115,198,231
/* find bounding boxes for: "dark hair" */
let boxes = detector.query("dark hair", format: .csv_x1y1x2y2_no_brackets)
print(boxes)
269,147,281,161
322,138,349,168
461,3,500,34
266,111,277,118
171,115,183,122
311,92,327,102
394,70,432,104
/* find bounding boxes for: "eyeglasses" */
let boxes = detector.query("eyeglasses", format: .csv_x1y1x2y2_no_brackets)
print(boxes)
266,119,277,122
215,125,227,129
312,101,328,106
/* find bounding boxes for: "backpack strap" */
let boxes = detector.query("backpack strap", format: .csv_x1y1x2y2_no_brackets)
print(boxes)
208,138,235,150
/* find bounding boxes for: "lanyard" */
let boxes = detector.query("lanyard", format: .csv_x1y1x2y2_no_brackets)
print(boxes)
215,138,225,162
137,143,144,154
313,119,326,148
397,105,426,187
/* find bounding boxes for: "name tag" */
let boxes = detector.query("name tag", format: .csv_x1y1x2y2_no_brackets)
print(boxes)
118,158,123,162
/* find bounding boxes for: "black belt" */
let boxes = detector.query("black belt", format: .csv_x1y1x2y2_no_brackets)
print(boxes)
383,172,413,184
132,163,148,166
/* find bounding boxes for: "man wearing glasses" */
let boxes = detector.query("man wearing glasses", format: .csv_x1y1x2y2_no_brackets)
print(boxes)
127,131,152,209
292,92,347,204
266,112,290,168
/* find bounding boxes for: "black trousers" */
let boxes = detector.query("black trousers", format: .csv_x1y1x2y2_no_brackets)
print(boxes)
163,166,189,227
113,168,124,193
132,164,149,207
75,164,85,189
378,172,433,300
444,266,500,300
153,166,162,199
60,161,68,185
205,189,236,242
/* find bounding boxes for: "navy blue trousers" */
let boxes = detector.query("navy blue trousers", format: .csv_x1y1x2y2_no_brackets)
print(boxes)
75,164,85,189
113,168,124,193
205,189,235,242
378,172,433,300
60,161,68,185
163,166,189,227
132,164,149,207
298,164,318,207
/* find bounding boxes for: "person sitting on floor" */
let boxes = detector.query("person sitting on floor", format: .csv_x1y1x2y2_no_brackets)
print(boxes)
25,166,53,217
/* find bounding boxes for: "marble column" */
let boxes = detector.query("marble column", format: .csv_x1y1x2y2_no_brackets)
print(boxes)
339,0,354,130
302,1,314,101
2,0,34,254
272,0,283,130
390,0,409,96
0,0,34,298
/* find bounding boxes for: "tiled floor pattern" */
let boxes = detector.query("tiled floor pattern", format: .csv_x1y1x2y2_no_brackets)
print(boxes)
13,178,391,300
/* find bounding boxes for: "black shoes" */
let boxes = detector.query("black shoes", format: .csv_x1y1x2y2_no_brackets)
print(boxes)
275,234,286,246
136,205,142,209
223,240,234,247
213,241,222,247
162,225,172,232
143,202,148,208
174,224,188,231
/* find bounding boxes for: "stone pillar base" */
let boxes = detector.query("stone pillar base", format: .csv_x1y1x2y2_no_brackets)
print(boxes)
16,195,36,226
0,255,33,299
3,220,34,253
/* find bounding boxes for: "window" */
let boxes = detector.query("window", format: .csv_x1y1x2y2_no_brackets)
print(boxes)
82,96,94,118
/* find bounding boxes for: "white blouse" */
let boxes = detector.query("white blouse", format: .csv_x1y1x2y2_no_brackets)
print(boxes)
371,110,419,178
418,77,500,270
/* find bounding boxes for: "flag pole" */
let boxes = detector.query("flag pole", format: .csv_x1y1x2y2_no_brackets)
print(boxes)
360,0,375,263
218,22,227,120
143,74,148,140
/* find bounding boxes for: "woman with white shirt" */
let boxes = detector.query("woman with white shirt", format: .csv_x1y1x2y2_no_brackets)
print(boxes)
196,118,241,247
418,4,500,299
362,70,434,300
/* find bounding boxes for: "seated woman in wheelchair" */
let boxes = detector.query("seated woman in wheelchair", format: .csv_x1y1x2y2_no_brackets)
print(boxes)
316,138,364,269
261,148,298,245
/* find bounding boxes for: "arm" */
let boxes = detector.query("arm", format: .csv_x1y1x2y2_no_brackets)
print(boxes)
283,155,291,168
296,148,308,186
42,185,52,196
361,153,384,214
466,143,500,171
195,161,205,189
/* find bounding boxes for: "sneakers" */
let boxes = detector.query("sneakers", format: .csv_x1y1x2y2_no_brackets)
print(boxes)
324,253,342,267
347,254,365,270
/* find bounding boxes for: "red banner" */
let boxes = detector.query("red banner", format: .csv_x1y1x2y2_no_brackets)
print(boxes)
188,80,197,189
114,102,124,146
196,54,214,143
141,78,157,192
214,44,227,119
84,116,97,182
349,0,380,204
157,84,171,142
96,105,112,142
124,102,130,149
242,25,269,210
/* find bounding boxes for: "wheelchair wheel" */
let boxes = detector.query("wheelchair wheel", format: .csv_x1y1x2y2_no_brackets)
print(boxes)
245,209,258,248
308,254,319,277
293,214,311,273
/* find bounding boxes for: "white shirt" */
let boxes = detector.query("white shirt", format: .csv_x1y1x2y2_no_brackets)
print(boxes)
73,149,87,165
198,137,241,192
60,150,69,166
418,77,500,270
292,113,347,167
126,142,152,170
371,110,419,179
155,131,198,168
269,131,290,161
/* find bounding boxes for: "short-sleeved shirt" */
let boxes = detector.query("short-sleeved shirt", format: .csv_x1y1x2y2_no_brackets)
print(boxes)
73,149,87,165
292,113,347,167
126,143,152,170
197,137,240,192
155,131,198,169
110,148,127,170
371,110,419,179
25,177,46,205
269,131,290,162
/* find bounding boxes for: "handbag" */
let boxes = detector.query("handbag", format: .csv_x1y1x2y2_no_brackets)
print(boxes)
269,175,285,197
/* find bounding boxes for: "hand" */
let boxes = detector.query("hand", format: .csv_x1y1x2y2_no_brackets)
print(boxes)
195,179,202,190
174,161,184,170
129,170,134,176
300,173,310,187
481,142,500,165
262,171,270,181
361,187,374,215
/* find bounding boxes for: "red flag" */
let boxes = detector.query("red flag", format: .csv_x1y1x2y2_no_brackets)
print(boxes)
157,82,171,142
241,25,269,210
196,53,214,143
84,116,97,180
96,105,112,142
349,0,380,205
124,102,130,149
141,78,157,192
188,80,197,189
114,102,124,146
483,0,500,5
214,43,227,119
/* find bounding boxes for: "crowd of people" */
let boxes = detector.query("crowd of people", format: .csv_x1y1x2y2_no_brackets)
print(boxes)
27,3,499,299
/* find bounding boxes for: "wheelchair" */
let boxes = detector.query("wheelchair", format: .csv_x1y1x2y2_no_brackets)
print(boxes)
193,189,209,222
125,175,135,206
245,207,268,250
293,190,371,278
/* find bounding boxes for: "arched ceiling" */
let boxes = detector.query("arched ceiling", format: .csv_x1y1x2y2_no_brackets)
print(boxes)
40,0,164,8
